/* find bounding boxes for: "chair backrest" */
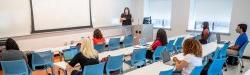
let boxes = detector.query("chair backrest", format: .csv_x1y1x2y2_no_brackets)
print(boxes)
153,46,166,62
131,48,147,65
219,42,230,58
108,38,121,50
190,66,204,75
238,41,249,58
82,62,105,75
212,47,221,59
207,58,226,75
63,48,79,61
159,69,173,75
166,40,175,53
174,37,184,50
139,38,147,46
94,44,105,53
1,59,29,75
31,51,54,70
106,55,124,71
123,35,134,47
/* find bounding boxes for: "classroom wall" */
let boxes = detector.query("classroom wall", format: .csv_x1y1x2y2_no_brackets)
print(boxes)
12,0,144,51
153,0,250,56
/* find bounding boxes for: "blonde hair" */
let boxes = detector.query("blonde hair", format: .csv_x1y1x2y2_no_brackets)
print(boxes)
183,39,202,57
80,38,98,59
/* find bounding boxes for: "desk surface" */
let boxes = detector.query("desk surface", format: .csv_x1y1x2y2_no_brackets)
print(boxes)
124,62,174,75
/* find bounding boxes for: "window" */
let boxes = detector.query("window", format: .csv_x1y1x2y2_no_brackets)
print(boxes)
144,0,172,28
188,0,233,33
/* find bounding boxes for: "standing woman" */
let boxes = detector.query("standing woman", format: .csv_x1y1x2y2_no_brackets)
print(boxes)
199,21,210,44
120,7,133,26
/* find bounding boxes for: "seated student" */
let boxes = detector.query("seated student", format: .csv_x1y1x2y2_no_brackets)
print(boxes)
67,38,99,75
146,28,167,59
199,21,210,44
0,38,28,63
92,29,106,45
228,24,248,56
172,39,203,75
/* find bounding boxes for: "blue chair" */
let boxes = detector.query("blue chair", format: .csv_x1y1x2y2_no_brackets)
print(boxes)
82,62,105,75
106,55,124,75
1,59,30,75
123,35,134,47
190,66,204,75
218,42,230,59
108,38,121,50
130,48,147,68
152,46,166,63
159,69,173,75
94,44,105,53
207,58,226,75
194,35,201,40
212,47,221,59
63,47,80,62
31,51,54,74
166,40,175,55
174,37,184,53
229,41,249,73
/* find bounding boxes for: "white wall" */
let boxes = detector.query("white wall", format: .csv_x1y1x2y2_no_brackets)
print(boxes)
221,0,250,56
153,0,250,56
12,0,144,51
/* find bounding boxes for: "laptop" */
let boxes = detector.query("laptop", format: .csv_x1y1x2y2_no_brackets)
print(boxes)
216,33,227,44
161,50,171,63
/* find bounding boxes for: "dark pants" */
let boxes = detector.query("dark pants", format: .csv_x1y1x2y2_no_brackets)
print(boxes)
71,70,82,75
146,50,153,59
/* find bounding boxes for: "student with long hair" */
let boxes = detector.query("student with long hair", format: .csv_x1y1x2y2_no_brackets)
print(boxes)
93,29,106,45
67,38,99,75
199,21,210,44
172,39,203,75
146,28,167,59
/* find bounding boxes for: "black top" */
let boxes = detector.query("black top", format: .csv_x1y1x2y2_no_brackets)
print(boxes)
121,13,132,25
69,52,99,68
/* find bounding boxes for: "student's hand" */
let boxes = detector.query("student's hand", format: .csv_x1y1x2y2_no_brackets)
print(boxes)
173,57,178,63
66,65,73,70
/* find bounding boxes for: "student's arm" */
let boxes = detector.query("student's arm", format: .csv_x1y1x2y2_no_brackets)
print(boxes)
68,53,80,67
228,45,240,50
173,57,188,71
120,14,126,23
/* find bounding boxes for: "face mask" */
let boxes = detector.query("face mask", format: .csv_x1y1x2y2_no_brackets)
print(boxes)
236,28,240,33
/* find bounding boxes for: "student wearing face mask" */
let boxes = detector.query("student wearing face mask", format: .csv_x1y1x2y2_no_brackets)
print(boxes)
120,7,133,25
227,24,248,56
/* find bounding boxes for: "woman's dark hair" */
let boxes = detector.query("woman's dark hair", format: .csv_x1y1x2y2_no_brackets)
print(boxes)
202,21,209,30
238,24,247,32
5,38,20,50
93,29,103,39
156,28,167,45
123,7,131,15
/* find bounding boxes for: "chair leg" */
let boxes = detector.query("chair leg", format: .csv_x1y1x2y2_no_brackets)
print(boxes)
224,62,228,71
239,58,243,73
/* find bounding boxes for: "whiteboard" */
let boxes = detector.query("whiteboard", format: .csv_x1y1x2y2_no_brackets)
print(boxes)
31,0,91,31
91,0,132,28
0,0,31,38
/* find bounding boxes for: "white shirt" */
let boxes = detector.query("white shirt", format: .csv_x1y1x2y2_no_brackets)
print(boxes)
182,54,202,75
